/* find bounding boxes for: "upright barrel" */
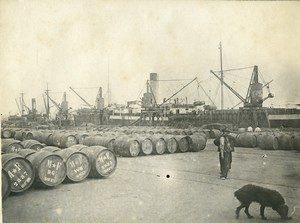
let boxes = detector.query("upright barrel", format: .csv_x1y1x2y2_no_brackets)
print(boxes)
56,148,91,182
80,146,117,178
2,153,35,193
27,151,66,187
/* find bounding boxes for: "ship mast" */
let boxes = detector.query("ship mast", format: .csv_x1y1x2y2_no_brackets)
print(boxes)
219,42,224,110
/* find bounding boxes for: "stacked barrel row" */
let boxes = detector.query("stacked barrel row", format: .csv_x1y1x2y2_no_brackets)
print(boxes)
2,128,210,157
1,144,117,202
1,126,222,139
234,131,300,151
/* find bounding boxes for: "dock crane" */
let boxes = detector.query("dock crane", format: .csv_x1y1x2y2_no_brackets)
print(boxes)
69,86,93,109
210,65,274,108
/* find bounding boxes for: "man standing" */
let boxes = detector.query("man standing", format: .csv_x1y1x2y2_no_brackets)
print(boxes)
215,128,234,180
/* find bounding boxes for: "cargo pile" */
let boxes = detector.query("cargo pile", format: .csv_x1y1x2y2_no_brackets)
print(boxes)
234,131,300,151
1,126,210,202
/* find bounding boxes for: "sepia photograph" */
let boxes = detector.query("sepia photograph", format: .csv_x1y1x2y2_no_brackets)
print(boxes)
0,1,300,222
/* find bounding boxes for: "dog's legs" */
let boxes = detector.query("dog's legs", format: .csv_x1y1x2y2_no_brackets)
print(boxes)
244,203,254,219
260,205,267,220
236,203,245,219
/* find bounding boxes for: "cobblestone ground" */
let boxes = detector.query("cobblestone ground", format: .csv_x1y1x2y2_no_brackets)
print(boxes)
2,139,300,223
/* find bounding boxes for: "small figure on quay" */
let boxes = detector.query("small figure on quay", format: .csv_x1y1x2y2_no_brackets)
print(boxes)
247,126,253,132
214,128,235,180
254,126,261,132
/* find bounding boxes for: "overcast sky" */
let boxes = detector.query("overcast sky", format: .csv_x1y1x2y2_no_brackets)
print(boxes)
1,1,300,116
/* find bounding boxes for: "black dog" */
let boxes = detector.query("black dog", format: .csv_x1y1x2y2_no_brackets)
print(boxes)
234,184,292,220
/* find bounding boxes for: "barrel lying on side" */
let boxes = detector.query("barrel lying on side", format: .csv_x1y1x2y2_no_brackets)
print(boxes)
113,137,140,157
83,135,115,151
292,135,300,151
2,153,35,193
2,169,11,201
148,135,166,155
51,133,78,148
20,140,44,150
27,151,66,187
163,135,177,154
1,128,16,139
134,136,153,155
79,146,117,178
41,146,62,153
277,133,293,150
56,148,91,182
187,134,207,152
173,135,190,153
258,134,279,150
236,133,257,148
1,139,24,153
18,149,37,158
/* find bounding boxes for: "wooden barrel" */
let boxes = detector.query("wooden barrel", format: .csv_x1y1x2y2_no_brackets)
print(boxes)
83,135,115,151
148,135,166,155
51,133,78,148
113,137,140,157
202,129,211,139
75,133,89,144
26,131,43,142
68,144,88,150
22,130,30,140
174,135,190,152
1,139,24,153
60,134,78,148
134,136,153,155
79,146,117,178
258,134,279,150
14,130,23,141
40,132,53,145
27,151,66,187
292,135,300,151
1,129,15,139
236,133,257,148
238,128,246,133
2,153,35,193
17,149,37,158
209,129,221,139
20,140,44,150
2,169,11,201
41,146,62,153
187,135,207,152
277,133,293,150
56,148,91,182
163,135,177,154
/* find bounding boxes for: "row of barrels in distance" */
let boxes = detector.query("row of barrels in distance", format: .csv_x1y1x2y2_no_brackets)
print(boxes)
231,132,300,150
1,145,117,202
2,131,207,157
1,127,221,140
